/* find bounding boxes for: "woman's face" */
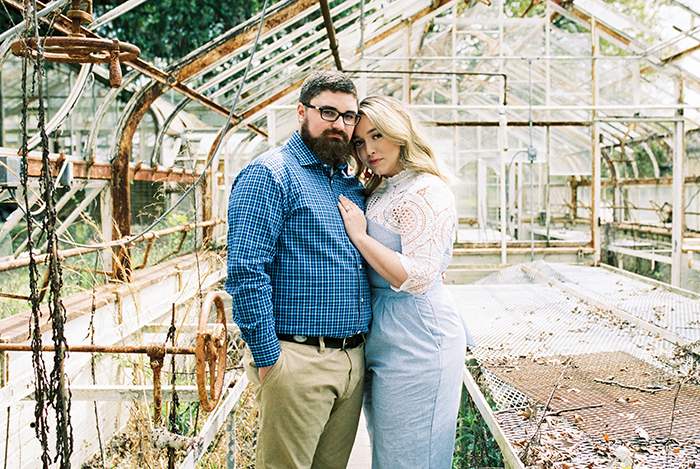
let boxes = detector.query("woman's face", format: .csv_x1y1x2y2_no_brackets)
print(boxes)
352,115,403,178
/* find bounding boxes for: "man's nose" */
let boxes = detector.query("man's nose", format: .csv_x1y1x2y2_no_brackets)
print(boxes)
331,117,347,131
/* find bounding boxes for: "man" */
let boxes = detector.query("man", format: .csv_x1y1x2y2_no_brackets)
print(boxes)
226,70,371,469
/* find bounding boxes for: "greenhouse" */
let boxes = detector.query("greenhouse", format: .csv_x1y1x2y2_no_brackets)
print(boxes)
0,0,699,467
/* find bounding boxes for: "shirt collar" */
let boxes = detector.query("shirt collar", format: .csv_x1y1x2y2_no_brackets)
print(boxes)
287,131,351,175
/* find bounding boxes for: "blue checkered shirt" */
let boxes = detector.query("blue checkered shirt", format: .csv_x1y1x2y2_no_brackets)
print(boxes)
225,131,372,367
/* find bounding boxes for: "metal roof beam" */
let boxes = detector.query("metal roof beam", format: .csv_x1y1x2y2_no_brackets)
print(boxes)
319,0,342,70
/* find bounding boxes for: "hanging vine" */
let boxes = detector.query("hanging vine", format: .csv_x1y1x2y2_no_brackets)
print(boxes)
18,0,73,467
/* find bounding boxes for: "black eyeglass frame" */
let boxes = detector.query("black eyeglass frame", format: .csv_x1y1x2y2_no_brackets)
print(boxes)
301,102,361,126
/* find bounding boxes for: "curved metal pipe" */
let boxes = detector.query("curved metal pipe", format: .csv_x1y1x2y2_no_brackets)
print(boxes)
149,97,191,167
84,70,141,161
26,63,94,152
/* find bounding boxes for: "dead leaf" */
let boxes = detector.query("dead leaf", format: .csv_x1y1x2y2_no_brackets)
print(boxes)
518,406,537,420
635,426,649,440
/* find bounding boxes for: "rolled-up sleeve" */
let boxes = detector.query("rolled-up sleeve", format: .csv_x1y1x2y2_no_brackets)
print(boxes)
225,164,284,367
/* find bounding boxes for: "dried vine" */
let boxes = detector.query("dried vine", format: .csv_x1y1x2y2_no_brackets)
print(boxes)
19,0,73,466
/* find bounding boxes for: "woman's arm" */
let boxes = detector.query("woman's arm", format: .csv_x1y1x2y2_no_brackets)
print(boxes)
338,195,408,288
395,180,456,294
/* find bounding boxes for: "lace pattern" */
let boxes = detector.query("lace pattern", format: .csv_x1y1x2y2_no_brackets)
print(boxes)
366,170,456,294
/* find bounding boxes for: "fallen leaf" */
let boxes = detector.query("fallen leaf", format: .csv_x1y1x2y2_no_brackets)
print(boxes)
635,426,649,440
614,445,633,469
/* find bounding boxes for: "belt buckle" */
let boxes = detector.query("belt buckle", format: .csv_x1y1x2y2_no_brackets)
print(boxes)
292,335,307,343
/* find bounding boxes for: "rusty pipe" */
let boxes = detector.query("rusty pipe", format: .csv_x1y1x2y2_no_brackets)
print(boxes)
0,219,223,273
0,343,195,354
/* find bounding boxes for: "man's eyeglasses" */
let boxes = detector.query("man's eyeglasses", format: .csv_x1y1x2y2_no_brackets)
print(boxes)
302,102,361,126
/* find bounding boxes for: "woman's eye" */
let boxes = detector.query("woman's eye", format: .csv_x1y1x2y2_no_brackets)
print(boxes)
372,133,382,140
353,140,364,147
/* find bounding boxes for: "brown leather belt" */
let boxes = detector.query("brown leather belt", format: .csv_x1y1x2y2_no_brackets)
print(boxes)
277,333,366,349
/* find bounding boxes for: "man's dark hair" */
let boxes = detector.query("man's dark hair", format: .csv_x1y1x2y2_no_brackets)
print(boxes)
299,70,358,104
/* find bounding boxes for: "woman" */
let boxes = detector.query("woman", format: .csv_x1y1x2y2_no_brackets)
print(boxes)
338,95,475,468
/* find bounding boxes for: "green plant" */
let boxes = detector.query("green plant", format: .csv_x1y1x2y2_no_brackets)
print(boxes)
453,385,504,468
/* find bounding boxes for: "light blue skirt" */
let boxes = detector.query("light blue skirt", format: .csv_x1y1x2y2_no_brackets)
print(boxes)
364,282,467,469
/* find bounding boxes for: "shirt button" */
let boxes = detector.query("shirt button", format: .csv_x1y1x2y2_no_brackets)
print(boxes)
360,298,364,303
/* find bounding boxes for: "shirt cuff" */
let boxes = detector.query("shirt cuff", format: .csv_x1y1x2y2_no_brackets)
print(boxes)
392,252,413,292
247,333,281,368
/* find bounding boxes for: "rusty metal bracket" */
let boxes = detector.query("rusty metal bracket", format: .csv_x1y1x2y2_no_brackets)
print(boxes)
147,342,166,426
135,235,157,270
156,229,190,265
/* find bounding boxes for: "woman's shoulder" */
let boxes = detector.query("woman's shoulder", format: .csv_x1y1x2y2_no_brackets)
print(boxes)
410,172,453,198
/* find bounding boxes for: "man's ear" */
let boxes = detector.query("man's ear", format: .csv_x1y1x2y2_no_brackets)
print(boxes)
296,102,305,123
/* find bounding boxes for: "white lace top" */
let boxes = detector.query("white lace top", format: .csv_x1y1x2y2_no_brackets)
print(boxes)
365,169,456,295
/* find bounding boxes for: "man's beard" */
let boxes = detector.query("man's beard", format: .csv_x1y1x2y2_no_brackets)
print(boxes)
300,121,353,167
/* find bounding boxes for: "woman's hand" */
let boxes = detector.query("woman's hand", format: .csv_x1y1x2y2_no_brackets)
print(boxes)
338,195,409,288
338,195,367,243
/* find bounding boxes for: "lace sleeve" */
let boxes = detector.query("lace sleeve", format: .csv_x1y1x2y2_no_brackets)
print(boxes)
394,176,456,294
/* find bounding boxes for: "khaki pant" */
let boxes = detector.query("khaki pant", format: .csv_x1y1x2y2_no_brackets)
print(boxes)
244,340,365,469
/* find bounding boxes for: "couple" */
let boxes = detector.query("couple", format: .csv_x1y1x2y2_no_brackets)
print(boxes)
226,70,474,469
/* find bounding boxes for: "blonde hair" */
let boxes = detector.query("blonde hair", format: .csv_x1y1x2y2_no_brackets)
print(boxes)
353,95,450,195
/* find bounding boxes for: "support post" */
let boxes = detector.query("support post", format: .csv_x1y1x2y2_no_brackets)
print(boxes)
195,178,204,250
499,111,507,265
498,0,507,264
591,17,601,265
202,159,213,248
111,149,131,281
671,119,685,286
477,157,487,230
226,410,236,469
0,73,4,147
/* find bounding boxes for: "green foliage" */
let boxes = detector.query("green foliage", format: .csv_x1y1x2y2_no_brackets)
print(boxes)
0,3,25,35
453,384,504,468
503,0,546,18
93,0,261,63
